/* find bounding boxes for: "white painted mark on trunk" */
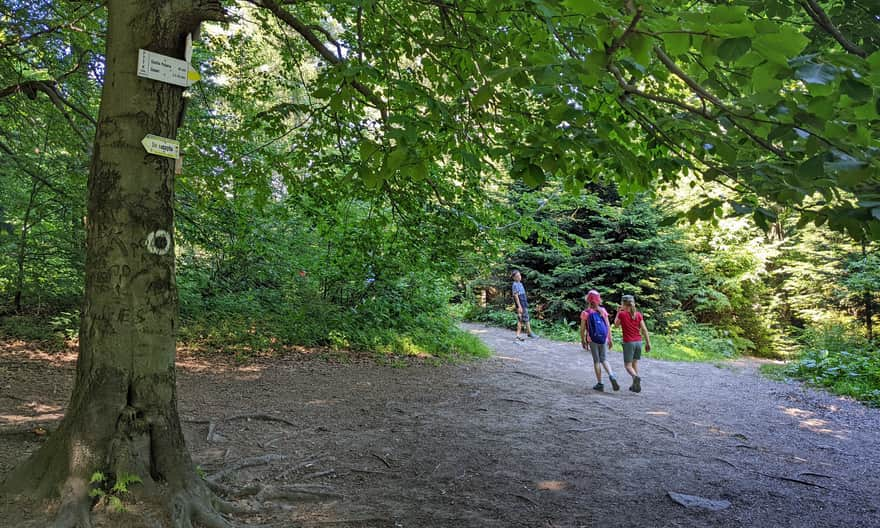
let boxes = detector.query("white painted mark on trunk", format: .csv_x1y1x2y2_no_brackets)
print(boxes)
146,230,171,255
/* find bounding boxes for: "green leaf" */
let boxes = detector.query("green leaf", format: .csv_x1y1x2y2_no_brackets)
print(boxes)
312,86,335,99
807,96,836,120
628,34,652,66
359,140,379,163
868,50,880,70
472,84,493,108
386,146,408,172
797,154,825,179
714,142,737,163
662,33,690,57
837,167,870,187
841,79,873,102
752,63,781,93
795,63,838,85
870,220,880,241
717,37,751,62
411,159,428,181
562,0,603,16
359,165,381,188
709,5,749,24
523,164,545,187
753,28,808,65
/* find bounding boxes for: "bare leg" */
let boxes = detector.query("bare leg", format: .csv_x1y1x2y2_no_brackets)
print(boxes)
625,362,637,378
632,359,639,377
593,362,602,382
601,360,615,378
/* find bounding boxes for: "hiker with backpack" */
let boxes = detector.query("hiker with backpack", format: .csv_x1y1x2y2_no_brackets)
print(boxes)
580,290,620,392
613,294,651,393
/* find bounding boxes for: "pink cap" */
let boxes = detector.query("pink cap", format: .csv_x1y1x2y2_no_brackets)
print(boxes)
586,290,601,304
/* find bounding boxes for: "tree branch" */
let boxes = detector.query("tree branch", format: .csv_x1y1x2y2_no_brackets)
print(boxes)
653,46,788,159
0,140,70,198
605,3,644,56
248,0,388,121
309,24,343,60
0,80,94,148
608,64,713,118
0,3,105,51
800,0,866,58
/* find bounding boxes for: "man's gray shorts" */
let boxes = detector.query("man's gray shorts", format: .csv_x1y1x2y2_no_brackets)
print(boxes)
589,342,608,363
623,341,643,363
517,307,530,323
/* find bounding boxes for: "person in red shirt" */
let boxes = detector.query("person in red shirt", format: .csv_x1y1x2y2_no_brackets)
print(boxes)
580,290,619,392
613,295,651,393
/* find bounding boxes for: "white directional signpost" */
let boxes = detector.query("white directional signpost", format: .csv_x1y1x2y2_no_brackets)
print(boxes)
141,134,180,159
137,39,200,161
137,49,200,88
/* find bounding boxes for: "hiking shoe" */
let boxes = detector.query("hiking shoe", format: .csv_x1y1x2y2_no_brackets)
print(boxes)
592,382,604,392
633,376,642,393
528,333,539,339
610,377,620,391
516,335,526,341
628,384,636,392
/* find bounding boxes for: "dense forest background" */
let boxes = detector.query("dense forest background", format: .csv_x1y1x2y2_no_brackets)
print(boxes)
1,1,878,404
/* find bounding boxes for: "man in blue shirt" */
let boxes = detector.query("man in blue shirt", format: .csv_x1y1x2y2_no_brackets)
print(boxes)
511,270,538,340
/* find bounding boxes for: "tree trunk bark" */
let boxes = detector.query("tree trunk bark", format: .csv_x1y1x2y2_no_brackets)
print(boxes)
1,2,227,526
13,177,40,313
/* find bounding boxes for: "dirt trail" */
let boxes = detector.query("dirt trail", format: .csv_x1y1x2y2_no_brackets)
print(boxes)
2,324,879,527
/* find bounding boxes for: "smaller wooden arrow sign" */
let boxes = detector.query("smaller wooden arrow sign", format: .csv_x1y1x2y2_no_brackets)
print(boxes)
141,134,180,159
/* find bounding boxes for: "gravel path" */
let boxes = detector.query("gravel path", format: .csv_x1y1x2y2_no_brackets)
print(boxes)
2,325,879,527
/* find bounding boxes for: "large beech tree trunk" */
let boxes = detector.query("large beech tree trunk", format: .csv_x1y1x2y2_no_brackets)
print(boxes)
2,2,227,526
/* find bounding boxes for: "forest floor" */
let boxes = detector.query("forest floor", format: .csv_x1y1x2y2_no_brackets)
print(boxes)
1,322,879,527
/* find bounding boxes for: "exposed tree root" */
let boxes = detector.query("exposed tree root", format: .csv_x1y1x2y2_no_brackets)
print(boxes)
513,493,538,505
171,488,232,528
207,454,288,483
300,469,336,480
277,454,331,480
49,485,92,528
0,422,57,437
511,370,564,384
255,484,343,503
713,457,828,489
633,418,677,438
205,414,296,442
371,453,393,469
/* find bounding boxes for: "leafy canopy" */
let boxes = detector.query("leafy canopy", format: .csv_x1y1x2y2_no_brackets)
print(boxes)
229,0,879,240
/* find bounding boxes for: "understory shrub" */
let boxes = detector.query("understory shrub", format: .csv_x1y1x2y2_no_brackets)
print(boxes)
178,272,489,361
785,325,880,406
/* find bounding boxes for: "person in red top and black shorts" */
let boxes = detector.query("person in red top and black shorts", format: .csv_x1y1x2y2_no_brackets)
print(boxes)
613,295,652,393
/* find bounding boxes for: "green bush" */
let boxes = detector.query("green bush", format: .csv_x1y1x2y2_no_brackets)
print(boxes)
178,272,490,361
785,325,880,406
649,323,738,362
0,312,73,350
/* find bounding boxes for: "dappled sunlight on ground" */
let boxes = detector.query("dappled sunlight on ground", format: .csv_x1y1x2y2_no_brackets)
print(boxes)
494,356,522,362
536,480,567,491
782,406,848,439
0,412,63,425
646,410,669,416
0,340,77,365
